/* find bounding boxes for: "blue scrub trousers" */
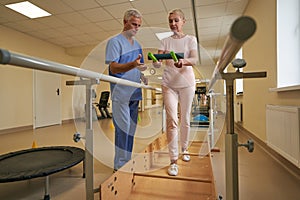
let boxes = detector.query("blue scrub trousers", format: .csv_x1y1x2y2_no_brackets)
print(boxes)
112,100,139,170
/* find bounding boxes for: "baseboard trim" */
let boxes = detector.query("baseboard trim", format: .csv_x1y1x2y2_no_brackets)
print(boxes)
62,119,74,124
0,125,33,135
0,119,74,135
235,123,300,180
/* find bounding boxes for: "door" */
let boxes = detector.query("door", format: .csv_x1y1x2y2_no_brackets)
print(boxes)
34,70,61,128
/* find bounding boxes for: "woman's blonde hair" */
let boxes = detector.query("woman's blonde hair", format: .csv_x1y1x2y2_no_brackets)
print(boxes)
169,9,185,20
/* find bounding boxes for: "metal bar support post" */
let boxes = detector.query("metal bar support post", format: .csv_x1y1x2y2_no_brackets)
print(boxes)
221,70,266,200
85,81,94,200
66,79,99,200
224,76,239,200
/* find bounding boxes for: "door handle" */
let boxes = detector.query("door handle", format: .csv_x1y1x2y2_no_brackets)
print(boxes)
56,88,60,95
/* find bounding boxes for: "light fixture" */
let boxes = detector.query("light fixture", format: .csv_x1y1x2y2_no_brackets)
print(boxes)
5,1,51,19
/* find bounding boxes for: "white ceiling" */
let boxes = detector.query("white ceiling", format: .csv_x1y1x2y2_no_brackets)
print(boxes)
0,0,249,63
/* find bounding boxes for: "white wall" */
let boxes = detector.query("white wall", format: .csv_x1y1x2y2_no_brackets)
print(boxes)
0,25,86,130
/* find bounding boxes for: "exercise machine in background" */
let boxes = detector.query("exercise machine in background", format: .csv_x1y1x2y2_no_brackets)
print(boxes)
93,90,112,120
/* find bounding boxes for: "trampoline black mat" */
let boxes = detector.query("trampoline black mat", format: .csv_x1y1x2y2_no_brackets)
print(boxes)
0,146,84,183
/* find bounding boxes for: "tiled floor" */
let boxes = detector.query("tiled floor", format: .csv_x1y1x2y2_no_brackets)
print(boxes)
0,108,300,200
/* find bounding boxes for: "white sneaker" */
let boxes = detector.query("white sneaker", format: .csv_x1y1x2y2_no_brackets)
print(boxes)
167,163,178,176
182,150,190,162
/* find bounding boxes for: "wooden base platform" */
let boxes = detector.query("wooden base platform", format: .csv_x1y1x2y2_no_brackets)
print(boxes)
99,133,217,200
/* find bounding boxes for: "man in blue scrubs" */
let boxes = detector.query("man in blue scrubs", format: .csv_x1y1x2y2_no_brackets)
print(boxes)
105,8,147,171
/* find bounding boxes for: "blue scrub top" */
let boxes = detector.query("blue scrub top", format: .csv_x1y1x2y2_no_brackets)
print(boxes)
105,34,144,101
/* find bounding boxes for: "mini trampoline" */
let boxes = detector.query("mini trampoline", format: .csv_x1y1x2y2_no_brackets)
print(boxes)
0,146,85,200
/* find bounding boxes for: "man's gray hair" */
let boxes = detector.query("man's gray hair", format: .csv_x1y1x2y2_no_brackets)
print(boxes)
123,8,142,21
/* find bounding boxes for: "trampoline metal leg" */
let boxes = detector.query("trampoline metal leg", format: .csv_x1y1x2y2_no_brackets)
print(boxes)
44,176,50,200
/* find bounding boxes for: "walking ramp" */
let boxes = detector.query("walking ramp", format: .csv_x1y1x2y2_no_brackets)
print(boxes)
99,133,217,200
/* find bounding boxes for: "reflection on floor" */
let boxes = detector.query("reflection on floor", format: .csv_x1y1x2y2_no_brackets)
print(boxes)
0,108,300,200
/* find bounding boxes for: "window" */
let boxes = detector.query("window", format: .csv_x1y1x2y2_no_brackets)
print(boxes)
235,49,243,95
223,48,243,95
276,0,300,88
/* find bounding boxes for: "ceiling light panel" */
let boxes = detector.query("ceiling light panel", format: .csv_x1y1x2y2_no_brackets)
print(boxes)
5,1,51,19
